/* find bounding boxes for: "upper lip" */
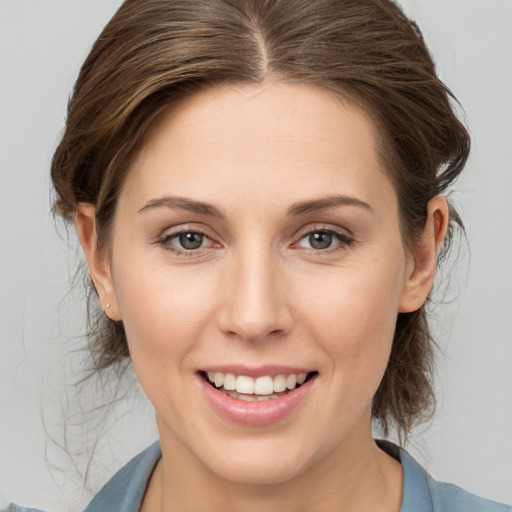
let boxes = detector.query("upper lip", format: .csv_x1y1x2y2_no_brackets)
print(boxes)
198,364,315,378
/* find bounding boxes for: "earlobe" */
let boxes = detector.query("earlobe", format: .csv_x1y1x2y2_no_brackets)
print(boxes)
75,203,122,321
398,195,449,313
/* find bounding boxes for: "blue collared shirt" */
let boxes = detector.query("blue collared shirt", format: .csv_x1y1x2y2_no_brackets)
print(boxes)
6,441,511,511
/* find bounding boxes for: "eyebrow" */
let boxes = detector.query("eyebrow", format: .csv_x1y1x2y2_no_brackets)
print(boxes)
287,195,373,216
138,194,372,218
138,196,224,218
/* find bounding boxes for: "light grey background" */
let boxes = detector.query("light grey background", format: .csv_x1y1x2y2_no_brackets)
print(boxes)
1,0,511,510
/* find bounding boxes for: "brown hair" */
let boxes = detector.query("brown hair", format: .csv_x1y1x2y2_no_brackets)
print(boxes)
51,0,470,438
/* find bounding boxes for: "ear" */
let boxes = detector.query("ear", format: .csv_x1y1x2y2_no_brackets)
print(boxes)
75,203,122,321
398,195,449,313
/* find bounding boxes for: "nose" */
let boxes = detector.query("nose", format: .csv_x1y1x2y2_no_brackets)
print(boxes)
218,246,293,344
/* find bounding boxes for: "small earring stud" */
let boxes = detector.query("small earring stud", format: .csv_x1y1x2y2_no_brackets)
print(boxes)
105,304,111,309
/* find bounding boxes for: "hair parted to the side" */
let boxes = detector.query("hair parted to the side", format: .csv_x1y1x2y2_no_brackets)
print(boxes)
51,0,470,439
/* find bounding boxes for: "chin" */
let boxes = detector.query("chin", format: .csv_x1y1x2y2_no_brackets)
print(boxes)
195,434,321,486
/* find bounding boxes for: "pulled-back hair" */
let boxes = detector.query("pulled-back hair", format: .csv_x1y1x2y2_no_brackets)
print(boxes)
51,0,470,438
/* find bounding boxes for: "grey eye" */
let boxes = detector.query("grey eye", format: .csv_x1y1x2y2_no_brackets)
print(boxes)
308,232,333,249
179,232,204,250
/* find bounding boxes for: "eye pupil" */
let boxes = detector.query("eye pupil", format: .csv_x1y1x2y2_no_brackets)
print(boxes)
179,232,203,250
309,232,332,249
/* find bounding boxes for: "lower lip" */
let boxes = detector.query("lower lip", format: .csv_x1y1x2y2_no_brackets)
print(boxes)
199,374,316,426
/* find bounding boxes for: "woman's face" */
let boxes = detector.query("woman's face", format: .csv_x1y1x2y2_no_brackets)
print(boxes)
101,83,418,483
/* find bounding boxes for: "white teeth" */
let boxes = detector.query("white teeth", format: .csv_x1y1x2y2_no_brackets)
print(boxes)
297,373,307,385
254,376,274,395
206,371,311,395
273,374,287,392
235,375,255,394
214,372,224,388
257,394,277,401
225,390,280,401
223,373,236,391
237,393,256,402
286,374,297,390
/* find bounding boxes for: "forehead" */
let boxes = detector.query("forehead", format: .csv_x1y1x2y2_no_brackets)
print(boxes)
122,82,396,215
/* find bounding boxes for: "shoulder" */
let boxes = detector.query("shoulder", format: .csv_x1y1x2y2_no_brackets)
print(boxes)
425,478,511,512
1,506,47,512
4,442,162,512
385,441,511,512
83,441,162,512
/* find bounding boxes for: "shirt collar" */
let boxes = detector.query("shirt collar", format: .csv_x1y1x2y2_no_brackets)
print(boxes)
377,439,434,512
85,440,437,512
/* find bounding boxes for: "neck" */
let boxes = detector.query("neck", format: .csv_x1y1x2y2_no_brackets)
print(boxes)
142,417,402,512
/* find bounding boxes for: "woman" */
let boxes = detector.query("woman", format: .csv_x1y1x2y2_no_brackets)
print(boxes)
4,0,510,511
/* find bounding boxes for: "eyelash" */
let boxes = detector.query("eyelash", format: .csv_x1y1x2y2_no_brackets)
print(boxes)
156,226,355,256
293,226,355,254
157,228,217,256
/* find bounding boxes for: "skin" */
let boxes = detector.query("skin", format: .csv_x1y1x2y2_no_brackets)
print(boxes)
76,82,448,511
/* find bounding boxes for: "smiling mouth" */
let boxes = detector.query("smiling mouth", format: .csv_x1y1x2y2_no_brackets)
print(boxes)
201,371,318,402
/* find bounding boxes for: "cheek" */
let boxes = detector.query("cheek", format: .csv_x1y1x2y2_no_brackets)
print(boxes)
111,258,219,378
296,255,405,383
